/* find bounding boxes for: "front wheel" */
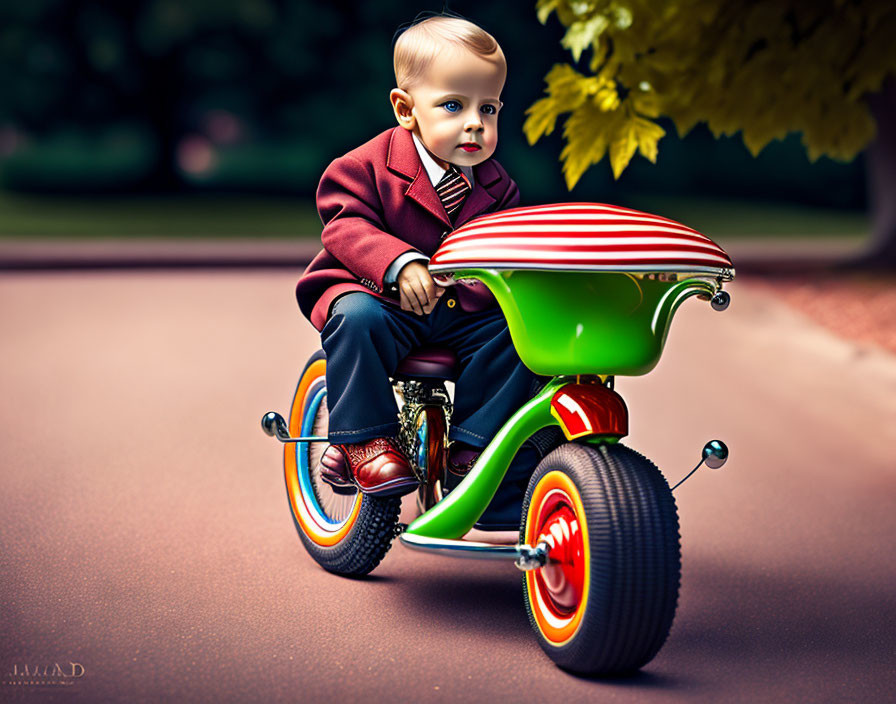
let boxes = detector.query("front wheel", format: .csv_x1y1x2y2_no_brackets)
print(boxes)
284,350,400,576
521,442,680,675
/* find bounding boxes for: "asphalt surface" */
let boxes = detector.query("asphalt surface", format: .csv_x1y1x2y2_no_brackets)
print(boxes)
1,270,894,703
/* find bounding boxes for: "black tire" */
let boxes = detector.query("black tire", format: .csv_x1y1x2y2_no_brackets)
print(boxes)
285,350,400,576
520,442,680,675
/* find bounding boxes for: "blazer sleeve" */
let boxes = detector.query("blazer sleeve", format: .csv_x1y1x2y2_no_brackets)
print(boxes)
316,154,417,291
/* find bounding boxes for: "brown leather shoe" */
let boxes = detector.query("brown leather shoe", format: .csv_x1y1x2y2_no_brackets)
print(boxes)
320,437,417,497
318,444,354,491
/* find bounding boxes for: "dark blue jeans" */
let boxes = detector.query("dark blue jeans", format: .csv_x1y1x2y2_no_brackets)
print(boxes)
321,291,536,445
320,291,541,528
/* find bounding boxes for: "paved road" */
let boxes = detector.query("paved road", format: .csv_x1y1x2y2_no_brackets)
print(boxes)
1,271,894,703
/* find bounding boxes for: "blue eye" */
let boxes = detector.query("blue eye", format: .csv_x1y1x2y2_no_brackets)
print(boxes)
480,104,497,115
441,101,462,113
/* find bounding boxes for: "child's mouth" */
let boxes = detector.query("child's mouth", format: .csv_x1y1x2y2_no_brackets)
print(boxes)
459,143,481,152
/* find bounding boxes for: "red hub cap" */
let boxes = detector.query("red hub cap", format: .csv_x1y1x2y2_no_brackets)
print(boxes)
535,498,585,616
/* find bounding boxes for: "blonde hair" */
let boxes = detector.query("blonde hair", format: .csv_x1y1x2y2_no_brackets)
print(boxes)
393,16,506,90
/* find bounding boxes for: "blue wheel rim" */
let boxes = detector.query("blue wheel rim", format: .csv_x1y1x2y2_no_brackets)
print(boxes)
296,381,347,527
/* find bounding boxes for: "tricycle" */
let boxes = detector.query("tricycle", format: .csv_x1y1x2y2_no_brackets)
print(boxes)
262,202,734,675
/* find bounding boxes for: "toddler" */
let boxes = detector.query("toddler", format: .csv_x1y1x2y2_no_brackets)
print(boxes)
295,15,536,528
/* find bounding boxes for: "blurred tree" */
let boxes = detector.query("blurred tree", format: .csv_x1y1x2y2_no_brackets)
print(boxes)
0,0,872,222
863,78,896,267
524,0,896,264
0,0,403,192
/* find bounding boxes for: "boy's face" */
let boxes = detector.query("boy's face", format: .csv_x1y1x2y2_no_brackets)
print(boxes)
392,46,505,169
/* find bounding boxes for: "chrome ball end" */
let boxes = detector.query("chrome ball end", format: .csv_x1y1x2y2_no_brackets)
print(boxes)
711,291,731,311
261,411,289,440
703,440,729,469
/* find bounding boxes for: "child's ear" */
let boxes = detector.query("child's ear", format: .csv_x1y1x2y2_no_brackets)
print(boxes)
390,89,416,131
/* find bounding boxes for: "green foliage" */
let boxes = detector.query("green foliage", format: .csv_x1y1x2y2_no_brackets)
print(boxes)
527,0,896,188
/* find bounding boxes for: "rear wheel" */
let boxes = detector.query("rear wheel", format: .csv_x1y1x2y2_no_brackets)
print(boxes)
284,350,400,576
415,406,448,514
521,442,680,675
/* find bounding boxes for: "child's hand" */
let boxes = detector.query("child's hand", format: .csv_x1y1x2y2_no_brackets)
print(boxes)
396,261,444,315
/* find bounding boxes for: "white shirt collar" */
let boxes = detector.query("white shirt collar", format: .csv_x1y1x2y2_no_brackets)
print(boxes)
411,132,475,187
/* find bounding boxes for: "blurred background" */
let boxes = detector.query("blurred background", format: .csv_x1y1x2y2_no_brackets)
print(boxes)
0,0,872,242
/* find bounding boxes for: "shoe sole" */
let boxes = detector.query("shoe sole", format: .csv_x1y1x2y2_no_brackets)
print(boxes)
322,467,418,498
319,473,357,495
357,476,419,497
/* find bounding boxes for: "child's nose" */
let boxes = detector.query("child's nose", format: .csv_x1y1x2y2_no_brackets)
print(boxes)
464,114,484,132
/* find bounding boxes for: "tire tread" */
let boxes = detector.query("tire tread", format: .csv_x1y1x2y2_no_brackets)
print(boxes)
521,442,680,675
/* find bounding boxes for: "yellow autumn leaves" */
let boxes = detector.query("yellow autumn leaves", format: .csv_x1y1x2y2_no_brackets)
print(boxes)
526,0,896,189
525,65,665,185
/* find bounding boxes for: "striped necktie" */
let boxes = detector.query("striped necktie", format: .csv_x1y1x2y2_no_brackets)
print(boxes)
435,165,471,221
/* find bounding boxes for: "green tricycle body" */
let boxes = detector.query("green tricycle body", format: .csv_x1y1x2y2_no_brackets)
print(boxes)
406,267,726,541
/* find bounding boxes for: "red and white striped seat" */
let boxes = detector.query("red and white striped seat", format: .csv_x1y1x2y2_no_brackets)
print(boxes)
429,202,733,278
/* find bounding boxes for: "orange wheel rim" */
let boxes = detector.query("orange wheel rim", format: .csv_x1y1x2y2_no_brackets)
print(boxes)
284,359,361,546
525,471,590,646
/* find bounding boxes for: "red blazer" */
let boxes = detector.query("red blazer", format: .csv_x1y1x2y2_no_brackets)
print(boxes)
296,126,520,331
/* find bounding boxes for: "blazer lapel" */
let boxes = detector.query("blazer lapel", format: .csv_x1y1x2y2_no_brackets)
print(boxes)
405,171,451,226
386,128,451,227
386,128,509,229
453,159,501,226
454,184,496,227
